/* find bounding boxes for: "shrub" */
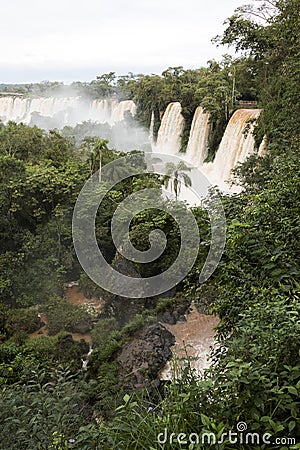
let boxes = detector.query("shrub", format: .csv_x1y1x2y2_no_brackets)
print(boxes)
4,308,41,337
42,296,91,336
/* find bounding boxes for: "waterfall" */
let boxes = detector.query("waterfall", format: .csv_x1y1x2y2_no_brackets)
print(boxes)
0,96,85,124
110,100,136,124
202,109,260,190
90,98,111,123
90,99,136,125
153,104,261,195
155,102,184,155
185,106,210,167
149,111,155,145
0,96,136,127
258,135,268,157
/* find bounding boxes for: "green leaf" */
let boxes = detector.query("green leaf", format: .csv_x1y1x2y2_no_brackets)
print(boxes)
287,386,298,396
123,394,130,404
289,421,296,432
201,414,211,427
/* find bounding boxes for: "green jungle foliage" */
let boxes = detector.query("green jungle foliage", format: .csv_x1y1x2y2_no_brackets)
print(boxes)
0,0,299,448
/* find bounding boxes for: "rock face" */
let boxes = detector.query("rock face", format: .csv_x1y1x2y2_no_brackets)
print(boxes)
56,334,90,365
102,296,146,327
157,299,190,325
102,253,147,326
72,320,91,334
117,323,175,389
101,255,188,327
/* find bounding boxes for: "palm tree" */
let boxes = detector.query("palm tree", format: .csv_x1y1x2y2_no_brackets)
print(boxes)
162,161,192,200
86,138,110,182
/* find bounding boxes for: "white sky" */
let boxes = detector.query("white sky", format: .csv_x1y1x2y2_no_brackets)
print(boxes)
1,0,244,84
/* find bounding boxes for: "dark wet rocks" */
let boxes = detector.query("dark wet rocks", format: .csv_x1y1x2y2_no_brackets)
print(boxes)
101,253,147,326
72,320,91,334
117,323,175,389
157,299,190,324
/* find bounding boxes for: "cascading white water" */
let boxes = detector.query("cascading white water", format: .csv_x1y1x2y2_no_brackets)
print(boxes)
202,109,261,191
90,99,136,125
154,103,261,193
110,100,137,124
2,95,263,193
0,96,136,127
155,102,184,155
90,98,111,123
258,135,268,157
185,106,210,167
149,111,155,145
0,96,86,124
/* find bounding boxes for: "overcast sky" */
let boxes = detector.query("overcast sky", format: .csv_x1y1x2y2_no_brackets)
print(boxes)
1,0,244,84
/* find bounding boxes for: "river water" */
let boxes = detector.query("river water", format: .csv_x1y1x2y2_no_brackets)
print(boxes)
160,305,219,379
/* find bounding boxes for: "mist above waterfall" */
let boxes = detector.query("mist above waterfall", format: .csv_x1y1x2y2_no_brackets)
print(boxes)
0,93,135,128
0,92,150,153
62,117,151,153
0,88,263,186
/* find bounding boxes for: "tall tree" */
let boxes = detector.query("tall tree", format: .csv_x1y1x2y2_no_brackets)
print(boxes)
215,0,300,139
85,138,110,182
162,161,192,201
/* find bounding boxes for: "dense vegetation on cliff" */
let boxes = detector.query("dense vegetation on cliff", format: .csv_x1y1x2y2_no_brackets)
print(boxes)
0,0,299,448
108,1,300,447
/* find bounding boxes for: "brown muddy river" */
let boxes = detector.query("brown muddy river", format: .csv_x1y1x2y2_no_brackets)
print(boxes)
29,285,104,342
161,305,219,379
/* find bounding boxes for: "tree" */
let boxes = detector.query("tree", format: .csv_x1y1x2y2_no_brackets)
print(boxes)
90,72,117,97
85,138,110,182
0,121,47,161
0,122,75,164
215,0,300,139
162,161,192,200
